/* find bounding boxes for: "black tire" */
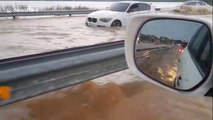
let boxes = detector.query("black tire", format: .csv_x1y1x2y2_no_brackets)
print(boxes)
111,20,122,27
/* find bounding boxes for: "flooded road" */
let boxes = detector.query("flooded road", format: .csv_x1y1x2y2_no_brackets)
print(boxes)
136,46,180,86
0,8,212,120
0,70,212,120
0,16,125,59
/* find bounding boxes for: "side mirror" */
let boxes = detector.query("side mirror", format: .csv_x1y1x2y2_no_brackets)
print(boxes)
155,8,161,11
125,15,212,96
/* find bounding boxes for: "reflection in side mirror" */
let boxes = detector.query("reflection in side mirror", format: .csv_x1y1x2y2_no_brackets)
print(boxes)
135,19,211,90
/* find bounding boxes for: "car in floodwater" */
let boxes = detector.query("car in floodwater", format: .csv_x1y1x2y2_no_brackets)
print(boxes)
85,1,155,27
182,0,210,6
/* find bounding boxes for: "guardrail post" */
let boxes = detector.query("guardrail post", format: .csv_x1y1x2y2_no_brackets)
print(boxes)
69,14,72,17
13,16,16,19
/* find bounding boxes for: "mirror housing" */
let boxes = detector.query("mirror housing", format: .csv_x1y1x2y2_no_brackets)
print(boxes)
125,14,213,96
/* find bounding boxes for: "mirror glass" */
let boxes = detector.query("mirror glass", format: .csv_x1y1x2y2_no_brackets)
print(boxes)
135,19,211,90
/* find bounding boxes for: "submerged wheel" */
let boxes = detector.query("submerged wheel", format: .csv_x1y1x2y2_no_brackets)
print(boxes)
111,20,122,27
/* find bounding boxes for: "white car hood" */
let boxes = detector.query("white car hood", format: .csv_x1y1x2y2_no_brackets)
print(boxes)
88,10,123,18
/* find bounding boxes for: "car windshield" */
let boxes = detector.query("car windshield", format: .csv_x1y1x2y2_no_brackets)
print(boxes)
107,3,130,12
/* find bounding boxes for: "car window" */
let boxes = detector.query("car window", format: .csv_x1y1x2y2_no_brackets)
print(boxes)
184,1,197,5
108,3,130,12
138,3,151,11
188,25,211,74
127,4,139,12
198,1,207,5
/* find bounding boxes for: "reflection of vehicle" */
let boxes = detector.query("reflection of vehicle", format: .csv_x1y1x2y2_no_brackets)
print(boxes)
85,1,155,27
177,42,187,52
182,0,209,6
175,25,211,89
178,47,184,52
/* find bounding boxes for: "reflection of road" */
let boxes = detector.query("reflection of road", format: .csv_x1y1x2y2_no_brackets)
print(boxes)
136,46,180,87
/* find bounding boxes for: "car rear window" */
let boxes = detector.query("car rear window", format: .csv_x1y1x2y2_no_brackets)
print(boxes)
107,3,130,12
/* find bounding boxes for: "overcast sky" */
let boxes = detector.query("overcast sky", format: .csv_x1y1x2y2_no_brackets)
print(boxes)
140,19,203,42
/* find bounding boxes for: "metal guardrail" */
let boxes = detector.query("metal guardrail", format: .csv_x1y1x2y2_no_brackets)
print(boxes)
0,41,127,106
136,46,170,52
0,10,96,18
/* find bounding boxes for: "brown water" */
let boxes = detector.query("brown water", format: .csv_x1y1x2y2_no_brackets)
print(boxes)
0,16,125,59
0,70,212,120
0,13,212,120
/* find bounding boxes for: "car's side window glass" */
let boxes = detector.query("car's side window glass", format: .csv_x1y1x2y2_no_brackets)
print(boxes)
127,4,139,12
185,2,197,5
199,1,207,5
138,3,151,11
108,3,130,12
197,2,202,5
146,4,151,10
188,25,211,74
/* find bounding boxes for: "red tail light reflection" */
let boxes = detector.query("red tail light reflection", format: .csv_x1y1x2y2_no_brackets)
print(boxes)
178,48,184,53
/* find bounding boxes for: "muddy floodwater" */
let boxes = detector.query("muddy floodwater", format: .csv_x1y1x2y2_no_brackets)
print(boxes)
0,16,125,59
0,70,212,120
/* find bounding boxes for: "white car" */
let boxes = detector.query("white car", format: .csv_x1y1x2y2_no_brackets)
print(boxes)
182,0,210,6
85,1,155,27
